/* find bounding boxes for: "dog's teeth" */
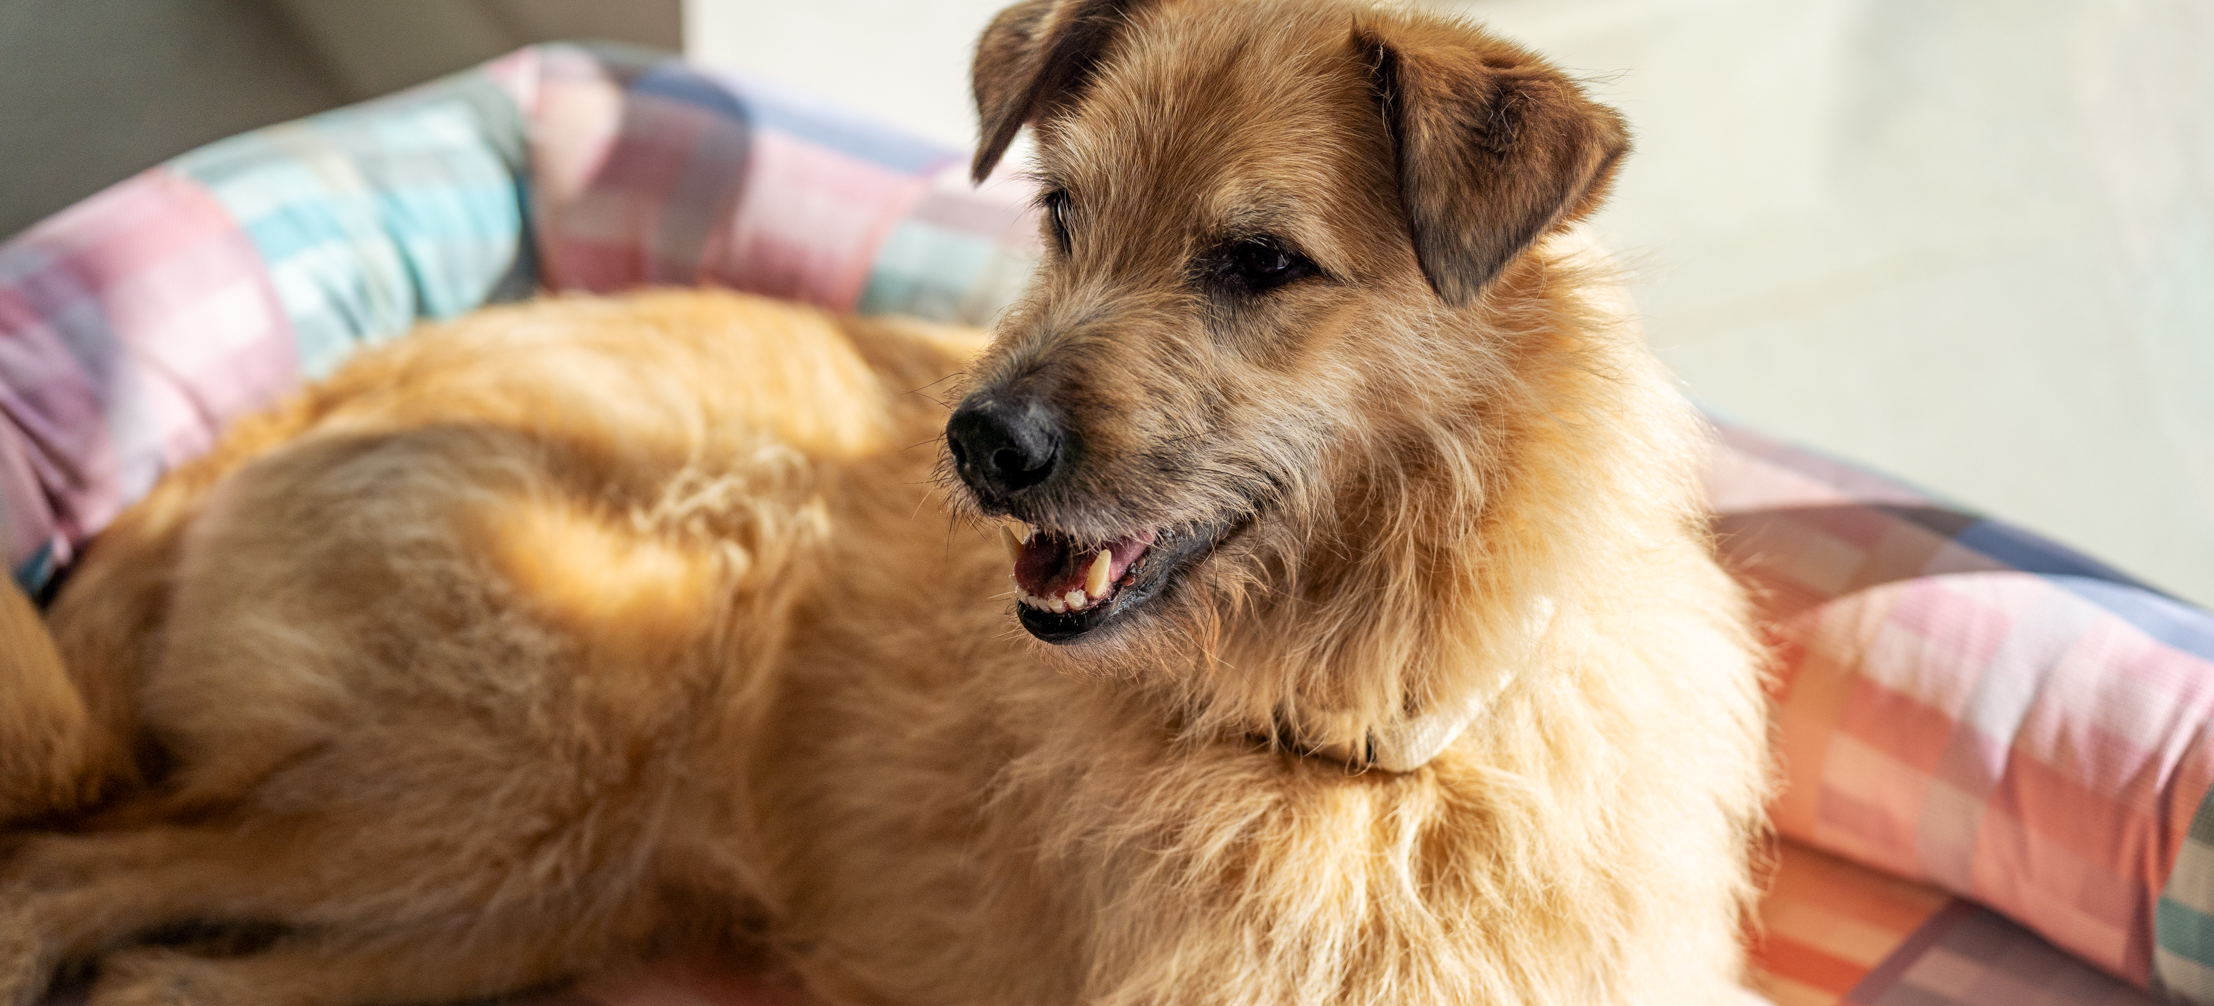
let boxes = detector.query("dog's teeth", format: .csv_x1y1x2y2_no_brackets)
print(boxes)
1085,550,1112,598
1048,597,1067,613
1017,521,1034,544
1065,589,1086,609
1000,524,1023,564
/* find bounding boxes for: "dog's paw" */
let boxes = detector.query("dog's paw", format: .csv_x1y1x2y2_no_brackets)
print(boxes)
86,950,243,1006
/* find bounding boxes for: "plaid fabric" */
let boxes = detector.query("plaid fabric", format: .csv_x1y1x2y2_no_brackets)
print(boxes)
1751,840,2160,1006
169,71,536,380
0,167,294,585
1752,841,1954,1005
1709,421,2214,999
487,45,1041,315
1744,842,2160,1005
0,43,1042,599
1843,903,2160,1006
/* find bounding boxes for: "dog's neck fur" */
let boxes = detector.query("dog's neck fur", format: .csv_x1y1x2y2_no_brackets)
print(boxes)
1267,595,1557,772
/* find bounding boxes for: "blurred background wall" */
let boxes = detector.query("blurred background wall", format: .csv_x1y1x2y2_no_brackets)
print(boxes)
2,0,2210,604
0,0,678,239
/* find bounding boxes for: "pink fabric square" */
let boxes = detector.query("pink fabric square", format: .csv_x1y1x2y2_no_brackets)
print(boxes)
2016,623,2214,819
1818,733,1936,877
704,131,929,310
1838,676,1960,774
1969,807,2143,975
0,167,291,560
1881,577,2019,680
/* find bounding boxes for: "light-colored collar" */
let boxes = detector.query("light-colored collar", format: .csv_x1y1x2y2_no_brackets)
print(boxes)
1277,596,1556,773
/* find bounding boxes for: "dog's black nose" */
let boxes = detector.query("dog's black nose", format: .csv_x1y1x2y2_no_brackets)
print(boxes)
947,392,1062,500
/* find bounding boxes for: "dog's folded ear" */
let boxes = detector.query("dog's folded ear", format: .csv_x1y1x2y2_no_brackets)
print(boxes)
1355,19,1630,307
972,0,1153,182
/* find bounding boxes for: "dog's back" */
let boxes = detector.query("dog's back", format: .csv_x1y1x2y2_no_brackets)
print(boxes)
0,291,988,1005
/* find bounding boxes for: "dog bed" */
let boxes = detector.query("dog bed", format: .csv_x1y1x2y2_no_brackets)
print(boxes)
4,43,2212,1006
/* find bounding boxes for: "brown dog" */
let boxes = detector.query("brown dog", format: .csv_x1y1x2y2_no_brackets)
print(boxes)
0,1,1769,1004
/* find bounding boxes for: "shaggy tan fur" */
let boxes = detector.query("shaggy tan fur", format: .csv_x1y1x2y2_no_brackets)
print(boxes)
0,1,1769,1004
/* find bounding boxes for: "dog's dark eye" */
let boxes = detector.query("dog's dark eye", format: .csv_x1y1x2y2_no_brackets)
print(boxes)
1211,237,1319,295
1042,190,1073,255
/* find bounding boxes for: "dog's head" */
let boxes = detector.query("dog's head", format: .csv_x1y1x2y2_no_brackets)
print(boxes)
945,0,1628,675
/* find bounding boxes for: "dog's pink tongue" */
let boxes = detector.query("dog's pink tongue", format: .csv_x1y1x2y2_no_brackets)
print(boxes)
1014,530,1155,597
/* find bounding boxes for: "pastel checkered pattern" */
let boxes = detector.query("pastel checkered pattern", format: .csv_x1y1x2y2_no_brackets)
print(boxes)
1751,841,1955,1005
1845,903,2160,1006
12,41,2214,1006
1708,421,2214,1000
1750,840,2163,1006
0,43,1042,600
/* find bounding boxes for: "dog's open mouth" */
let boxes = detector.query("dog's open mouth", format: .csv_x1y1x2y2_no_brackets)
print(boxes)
998,519,1236,643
